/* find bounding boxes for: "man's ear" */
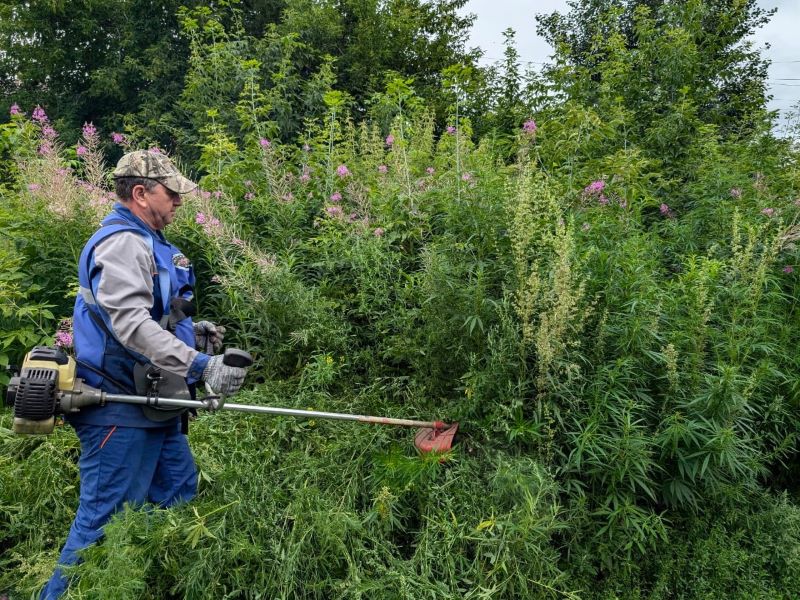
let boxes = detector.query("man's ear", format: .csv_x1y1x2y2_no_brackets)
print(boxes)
130,184,148,207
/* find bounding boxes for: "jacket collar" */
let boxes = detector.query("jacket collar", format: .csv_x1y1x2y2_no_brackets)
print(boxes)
109,203,166,242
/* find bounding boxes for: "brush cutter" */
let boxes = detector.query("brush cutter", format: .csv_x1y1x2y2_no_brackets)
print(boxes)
5,346,458,452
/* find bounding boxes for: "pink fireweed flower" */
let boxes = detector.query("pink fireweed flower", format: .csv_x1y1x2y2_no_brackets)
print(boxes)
244,192,255,200
54,330,73,349
373,227,385,237
378,165,388,174
195,212,207,225
426,167,435,175
76,145,88,156
584,180,605,195
336,164,350,178
660,203,671,216
210,217,220,227
386,134,395,146
213,191,223,199
300,172,311,183
783,265,794,274
201,191,211,200
111,132,127,145
27,183,41,192
42,126,57,139
446,126,456,134
730,187,742,199
32,105,48,123
38,143,53,155
523,119,537,134
82,122,97,139
326,205,343,217
461,172,472,181
259,138,271,148
330,192,342,203
9,103,21,116
761,207,775,217
148,146,162,154
598,195,609,206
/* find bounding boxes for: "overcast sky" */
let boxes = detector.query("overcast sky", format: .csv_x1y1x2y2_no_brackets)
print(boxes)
461,0,799,132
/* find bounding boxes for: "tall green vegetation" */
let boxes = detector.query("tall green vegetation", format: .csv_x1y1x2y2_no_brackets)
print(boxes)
2,1,799,598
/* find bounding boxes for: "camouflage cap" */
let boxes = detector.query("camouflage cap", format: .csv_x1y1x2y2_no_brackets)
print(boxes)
112,150,197,194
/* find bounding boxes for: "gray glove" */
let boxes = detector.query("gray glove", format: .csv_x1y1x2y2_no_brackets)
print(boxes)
194,320,226,353
202,354,247,403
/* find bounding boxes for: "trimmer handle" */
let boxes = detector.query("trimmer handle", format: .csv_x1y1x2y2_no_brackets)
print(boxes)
223,348,253,368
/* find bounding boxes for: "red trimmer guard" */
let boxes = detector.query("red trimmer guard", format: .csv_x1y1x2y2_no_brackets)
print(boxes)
414,422,459,453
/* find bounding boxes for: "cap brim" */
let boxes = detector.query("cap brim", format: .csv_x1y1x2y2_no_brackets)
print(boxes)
161,174,197,194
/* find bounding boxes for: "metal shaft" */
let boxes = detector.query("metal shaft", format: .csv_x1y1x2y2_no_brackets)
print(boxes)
99,393,446,429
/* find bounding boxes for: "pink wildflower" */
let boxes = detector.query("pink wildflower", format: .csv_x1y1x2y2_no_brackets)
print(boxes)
111,132,127,145
326,205,343,217
446,126,456,134
27,183,41,192
426,167,435,175
373,227,385,237
76,145,88,156
300,172,311,183
461,172,472,181
660,203,671,216
330,192,342,203
259,138,271,148
211,275,222,283
232,238,245,247
783,265,794,274
9,103,21,116
386,134,395,146
584,180,605,195
619,199,627,209
244,180,253,187
210,217,220,227
201,191,211,200
38,143,53,155
42,126,57,139
32,106,48,123
195,212,207,225
213,191,223,199
581,222,590,231
730,187,742,199
598,195,609,205
148,146,162,154
378,165,388,174
522,119,537,134
761,207,775,217
54,330,73,349
336,164,350,178
244,192,255,201
82,122,97,139
281,193,294,202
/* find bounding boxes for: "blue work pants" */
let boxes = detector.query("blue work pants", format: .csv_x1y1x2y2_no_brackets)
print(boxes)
40,421,197,599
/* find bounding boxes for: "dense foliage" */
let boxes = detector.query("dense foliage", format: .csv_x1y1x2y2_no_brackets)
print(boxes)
2,1,800,598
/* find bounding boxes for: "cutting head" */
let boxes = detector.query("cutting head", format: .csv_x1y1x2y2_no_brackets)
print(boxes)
414,422,459,453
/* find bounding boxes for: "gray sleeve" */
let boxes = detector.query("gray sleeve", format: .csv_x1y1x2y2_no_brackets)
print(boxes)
93,232,200,376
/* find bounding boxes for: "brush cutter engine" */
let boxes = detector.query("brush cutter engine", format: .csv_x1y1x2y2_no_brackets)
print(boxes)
6,347,107,434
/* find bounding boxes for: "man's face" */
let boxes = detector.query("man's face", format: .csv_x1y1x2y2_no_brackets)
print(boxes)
135,182,182,230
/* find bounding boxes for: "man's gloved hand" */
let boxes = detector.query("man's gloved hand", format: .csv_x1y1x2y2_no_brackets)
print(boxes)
202,354,247,400
194,320,226,354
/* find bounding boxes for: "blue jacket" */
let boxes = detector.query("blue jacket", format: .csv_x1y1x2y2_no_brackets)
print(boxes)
69,204,209,427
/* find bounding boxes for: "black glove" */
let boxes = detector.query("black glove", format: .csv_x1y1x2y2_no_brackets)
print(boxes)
194,320,226,354
202,354,247,406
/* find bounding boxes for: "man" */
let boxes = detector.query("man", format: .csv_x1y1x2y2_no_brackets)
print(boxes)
41,150,247,599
